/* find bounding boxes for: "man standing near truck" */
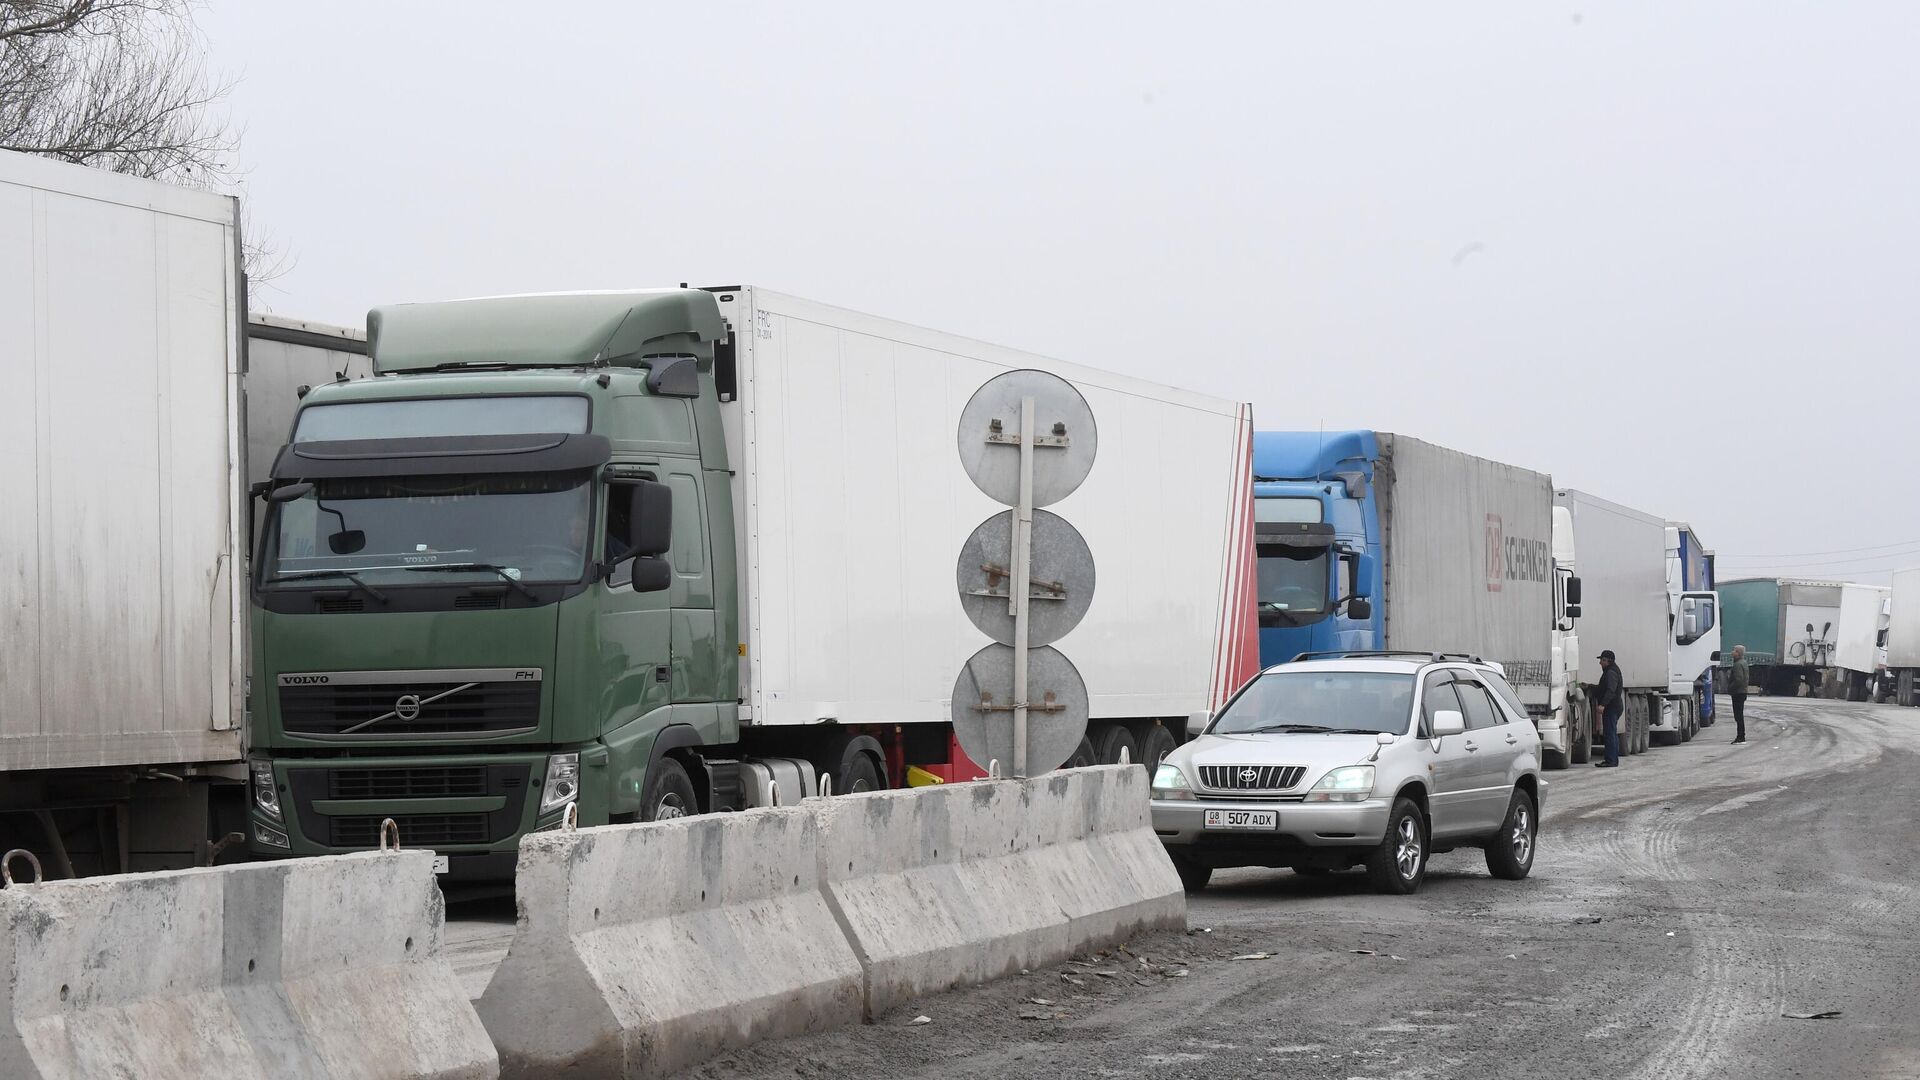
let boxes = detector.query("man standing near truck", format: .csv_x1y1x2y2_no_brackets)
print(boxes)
1594,650,1624,768
1729,644,1750,744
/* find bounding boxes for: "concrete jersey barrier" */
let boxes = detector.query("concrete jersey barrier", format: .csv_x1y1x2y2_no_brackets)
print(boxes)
810,763,1186,1019
476,806,863,1079
0,849,496,1080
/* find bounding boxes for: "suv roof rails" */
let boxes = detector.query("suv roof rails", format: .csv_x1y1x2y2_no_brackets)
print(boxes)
1288,650,1487,664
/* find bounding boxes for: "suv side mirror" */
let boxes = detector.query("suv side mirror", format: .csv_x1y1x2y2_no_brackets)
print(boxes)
626,479,672,557
1345,596,1373,621
1186,710,1211,739
1431,710,1465,738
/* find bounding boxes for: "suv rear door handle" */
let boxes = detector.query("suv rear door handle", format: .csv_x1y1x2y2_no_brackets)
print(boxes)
1463,741,1479,752
1505,735,1520,745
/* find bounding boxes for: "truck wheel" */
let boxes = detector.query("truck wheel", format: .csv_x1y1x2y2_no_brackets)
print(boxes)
1066,736,1097,769
1899,670,1915,709
641,757,699,821
1544,747,1569,771
822,734,887,794
1092,725,1139,766
1169,852,1212,892
1364,798,1428,895
1569,709,1590,765
1484,789,1537,881
1137,725,1178,771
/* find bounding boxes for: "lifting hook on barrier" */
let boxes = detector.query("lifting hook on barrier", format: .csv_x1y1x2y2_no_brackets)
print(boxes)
768,780,781,807
1119,746,1131,765
818,773,833,798
1,849,43,887
563,803,579,832
378,818,401,852
987,758,1002,781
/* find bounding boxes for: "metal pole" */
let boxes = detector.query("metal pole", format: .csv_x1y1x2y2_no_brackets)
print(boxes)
1011,395,1035,779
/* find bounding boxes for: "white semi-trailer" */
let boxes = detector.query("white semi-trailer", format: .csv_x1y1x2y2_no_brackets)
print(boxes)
0,150,247,874
1886,569,1920,706
1555,490,1720,753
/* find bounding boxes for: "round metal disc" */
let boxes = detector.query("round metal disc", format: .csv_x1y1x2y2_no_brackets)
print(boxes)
956,509,1096,648
956,369,1098,507
950,644,1090,777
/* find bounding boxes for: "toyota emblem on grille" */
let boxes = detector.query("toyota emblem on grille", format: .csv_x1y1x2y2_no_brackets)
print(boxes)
394,694,422,722
1239,767,1260,784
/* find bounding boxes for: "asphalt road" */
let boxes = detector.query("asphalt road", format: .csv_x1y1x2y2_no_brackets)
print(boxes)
447,696,1920,1079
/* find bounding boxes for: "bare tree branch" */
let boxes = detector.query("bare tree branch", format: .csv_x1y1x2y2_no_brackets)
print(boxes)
0,1,288,281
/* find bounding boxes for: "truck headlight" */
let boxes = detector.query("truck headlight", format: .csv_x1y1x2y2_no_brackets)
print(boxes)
1151,763,1195,801
250,759,282,822
1303,765,1374,803
541,752,581,814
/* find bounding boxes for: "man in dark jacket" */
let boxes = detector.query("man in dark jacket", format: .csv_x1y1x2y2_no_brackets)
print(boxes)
1728,645,1750,744
1594,650,1625,768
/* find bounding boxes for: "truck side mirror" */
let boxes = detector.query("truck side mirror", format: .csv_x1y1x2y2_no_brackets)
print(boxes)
1346,596,1373,621
626,479,672,557
1186,710,1211,739
1431,710,1465,738
1566,576,1582,606
1567,604,1582,619
630,558,672,593
1353,553,1377,600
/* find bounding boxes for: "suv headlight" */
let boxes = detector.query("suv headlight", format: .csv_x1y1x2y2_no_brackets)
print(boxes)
250,759,282,822
1303,765,1374,803
1151,763,1195,801
540,752,582,814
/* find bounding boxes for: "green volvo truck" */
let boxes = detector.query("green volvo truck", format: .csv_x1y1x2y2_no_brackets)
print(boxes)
247,287,1255,877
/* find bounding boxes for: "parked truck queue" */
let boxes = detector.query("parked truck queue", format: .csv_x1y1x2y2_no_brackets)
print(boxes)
0,144,1753,880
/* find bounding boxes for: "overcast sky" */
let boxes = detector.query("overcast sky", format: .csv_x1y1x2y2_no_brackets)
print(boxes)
198,2,1918,583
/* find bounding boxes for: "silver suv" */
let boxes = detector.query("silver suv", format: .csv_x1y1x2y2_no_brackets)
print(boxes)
1152,653,1545,895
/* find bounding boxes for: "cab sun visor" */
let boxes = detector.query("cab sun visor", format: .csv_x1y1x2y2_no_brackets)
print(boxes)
270,432,612,479
1254,521,1336,547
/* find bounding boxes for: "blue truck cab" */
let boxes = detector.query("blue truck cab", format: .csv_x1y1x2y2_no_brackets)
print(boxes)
1252,430,1381,665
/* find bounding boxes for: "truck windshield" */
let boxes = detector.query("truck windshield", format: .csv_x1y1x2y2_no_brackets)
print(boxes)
1257,546,1329,625
264,473,593,586
1212,671,1416,735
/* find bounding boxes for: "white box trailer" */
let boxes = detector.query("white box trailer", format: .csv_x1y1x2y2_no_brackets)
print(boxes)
708,288,1257,764
1555,489,1719,752
1827,583,1889,700
1886,569,1920,706
0,150,245,872
1375,434,1556,686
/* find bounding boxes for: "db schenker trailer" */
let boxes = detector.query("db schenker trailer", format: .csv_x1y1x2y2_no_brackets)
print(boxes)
245,287,1258,878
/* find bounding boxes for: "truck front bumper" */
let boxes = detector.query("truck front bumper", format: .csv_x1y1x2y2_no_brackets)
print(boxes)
246,751,576,877
1151,797,1392,851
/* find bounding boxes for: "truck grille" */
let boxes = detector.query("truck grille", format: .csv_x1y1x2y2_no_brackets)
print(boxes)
329,814,490,847
279,680,540,736
1199,765,1306,791
328,766,490,799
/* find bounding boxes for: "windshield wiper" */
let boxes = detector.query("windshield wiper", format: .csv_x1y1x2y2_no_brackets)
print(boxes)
271,568,387,603
404,562,537,602
1245,723,1333,733
1320,728,1387,735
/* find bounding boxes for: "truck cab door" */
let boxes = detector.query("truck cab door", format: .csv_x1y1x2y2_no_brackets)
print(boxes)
1671,592,1721,694
661,468,717,702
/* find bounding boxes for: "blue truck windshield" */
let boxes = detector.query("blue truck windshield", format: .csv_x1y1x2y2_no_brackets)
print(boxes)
1257,546,1329,624
1213,671,1416,735
266,473,593,585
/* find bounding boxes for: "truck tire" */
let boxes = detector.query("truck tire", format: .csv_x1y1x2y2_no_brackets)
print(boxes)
821,733,886,794
1569,707,1590,765
1484,789,1537,881
1544,746,1569,771
1898,670,1915,708
641,757,699,820
1092,724,1139,766
1170,852,1212,892
1364,798,1428,895
1066,737,1097,769
1136,724,1178,771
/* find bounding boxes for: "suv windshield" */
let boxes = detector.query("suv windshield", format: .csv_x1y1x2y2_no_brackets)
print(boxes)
1212,670,1416,735
264,472,592,586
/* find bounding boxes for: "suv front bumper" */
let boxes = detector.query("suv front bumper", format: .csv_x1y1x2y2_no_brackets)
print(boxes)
1151,797,1392,848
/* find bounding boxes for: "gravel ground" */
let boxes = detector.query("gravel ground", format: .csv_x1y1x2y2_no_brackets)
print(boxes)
446,696,1920,1079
